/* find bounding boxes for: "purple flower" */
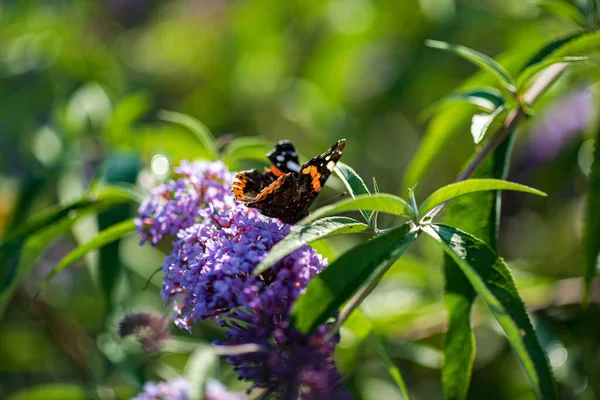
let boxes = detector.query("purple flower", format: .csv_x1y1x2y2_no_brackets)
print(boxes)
205,379,247,400
138,159,350,399
136,160,234,246
132,377,190,400
527,86,596,163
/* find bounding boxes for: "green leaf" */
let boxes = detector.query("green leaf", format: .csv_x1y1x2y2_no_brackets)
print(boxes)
334,162,371,222
97,153,140,312
185,345,219,400
31,219,136,303
220,137,273,170
0,219,75,323
157,110,217,160
536,0,587,27
292,222,419,334
6,383,89,400
423,224,557,399
426,40,515,91
517,56,588,92
301,194,414,225
549,30,600,57
441,132,516,399
0,186,138,296
585,134,600,304
470,105,506,144
367,333,412,399
418,179,547,216
1,186,139,245
422,88,505,118
253,217,369,275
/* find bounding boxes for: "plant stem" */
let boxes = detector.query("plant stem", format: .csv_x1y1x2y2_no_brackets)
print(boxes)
426,63,568,221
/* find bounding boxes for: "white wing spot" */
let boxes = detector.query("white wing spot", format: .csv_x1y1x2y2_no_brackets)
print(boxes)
325,155,331,161
326,161,336,171
286,160,301,172
276,155,285,162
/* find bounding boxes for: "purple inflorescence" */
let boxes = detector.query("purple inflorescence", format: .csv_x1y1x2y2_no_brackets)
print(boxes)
132,377,190,400
138,159,349,399
136,160,235,246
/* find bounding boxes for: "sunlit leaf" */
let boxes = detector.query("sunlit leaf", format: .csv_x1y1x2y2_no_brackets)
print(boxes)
158,110,217,160
517,56,587,92
253,217,369,275
418,179,547,216
185,345,218,400
536,0,587,28
301,194,414,225
585,134,600,304
334,162,371,221
426,40,515,91
31,219,136,303
292,222,419,333
549,30,600,57
470,105,506,144
423,224,557,399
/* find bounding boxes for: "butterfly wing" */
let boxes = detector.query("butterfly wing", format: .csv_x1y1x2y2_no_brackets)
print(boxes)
296,139,346,204
232,169,278,203
245,174,308,224
266,140,301,176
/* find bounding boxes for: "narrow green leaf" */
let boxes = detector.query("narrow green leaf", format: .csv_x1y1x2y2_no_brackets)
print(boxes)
31,220,136,303
0,187,138,294
0,218,75,319
292,222,419,333
549,30,600,57
1,186,139,244
419,179,547,216
441,131,516,400
517,56,588,92
185,345,219,400
97,153,140,313
158,110,217,160
536,0,587,27
372,177,381,194
426,40,515,91
585,135,600,304
6,383,90,400
220,137,273,169
422,88,505,118
470,106,506,144
301,194,414,225
367,333,412,399
253,217,369,275
334,162,371,221
423,224,557,399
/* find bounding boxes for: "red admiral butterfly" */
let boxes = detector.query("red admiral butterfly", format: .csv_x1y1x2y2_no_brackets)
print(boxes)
232,139,346,224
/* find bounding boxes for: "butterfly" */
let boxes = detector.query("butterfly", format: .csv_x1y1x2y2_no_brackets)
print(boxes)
232,139,346,224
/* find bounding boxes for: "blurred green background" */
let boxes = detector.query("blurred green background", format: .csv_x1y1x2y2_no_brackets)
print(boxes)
0,0,599,399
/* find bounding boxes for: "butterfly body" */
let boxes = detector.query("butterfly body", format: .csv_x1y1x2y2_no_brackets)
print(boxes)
232,139,345,224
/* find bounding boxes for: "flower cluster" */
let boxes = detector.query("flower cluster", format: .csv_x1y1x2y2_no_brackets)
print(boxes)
132,377,246,400
132,377,190,400
136,160,235,245
137,160,349,399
